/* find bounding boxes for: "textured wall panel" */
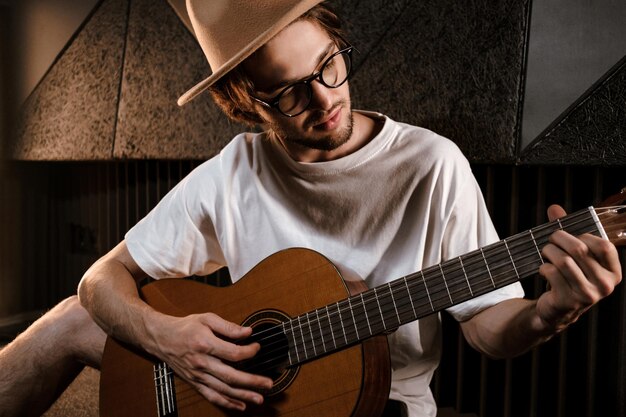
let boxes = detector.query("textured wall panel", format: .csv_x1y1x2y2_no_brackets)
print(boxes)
521,0,626,148
335,0,530,163
149,0,530,163
113,0,245,159
9,0,126,160
521,56,626,165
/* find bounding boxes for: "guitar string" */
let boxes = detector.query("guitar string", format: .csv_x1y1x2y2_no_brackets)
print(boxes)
154,208,620,378
245,235,590,375
236,210,596,368
156,218,558,380
157,207,623,385
242,249,556,374
253,208,619,373
245,207,621,358
242,229,577,374
237,210,604,372
241,208,596,345
172,206,595,382
156,207,625,386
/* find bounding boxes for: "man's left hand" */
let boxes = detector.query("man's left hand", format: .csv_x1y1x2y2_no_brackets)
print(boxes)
536,204,623,332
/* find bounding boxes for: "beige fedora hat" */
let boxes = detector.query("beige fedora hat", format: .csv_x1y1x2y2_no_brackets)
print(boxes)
177,0,325,106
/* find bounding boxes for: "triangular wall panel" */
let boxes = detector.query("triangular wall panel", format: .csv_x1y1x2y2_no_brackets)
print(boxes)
336,0,530,164
521,56,626,165
10,0,127,160
168,0,530,164
113,0,245,159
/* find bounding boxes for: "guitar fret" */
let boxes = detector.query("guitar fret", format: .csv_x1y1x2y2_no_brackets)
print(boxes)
326,306,337,349
390,279,414,324
458,256,473,296
479,247,496,288
438,264,454,304
529,229,544,264
377,285,398,327
297,315,309,360
360,293,373,335
336,301,348,345
288,320,300,363
421,270,435,311
388,282,402,325
403,276,418,318
503,238,520,279
373,287,387,330
282,322,294,365
315,309,326,353
347,298,359,340
506,231,545,279
353,294,372,340
438,259,473,305
305,313,317,356
362,289,384,333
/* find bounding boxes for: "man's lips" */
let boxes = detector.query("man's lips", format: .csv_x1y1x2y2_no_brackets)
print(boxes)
312,107,342,130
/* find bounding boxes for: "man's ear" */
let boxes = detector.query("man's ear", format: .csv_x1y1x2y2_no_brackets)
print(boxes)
244,101,269,125
242,108,266,126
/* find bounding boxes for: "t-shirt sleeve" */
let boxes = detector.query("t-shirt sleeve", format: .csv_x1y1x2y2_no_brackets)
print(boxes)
124,160,226,279
443,176,525,322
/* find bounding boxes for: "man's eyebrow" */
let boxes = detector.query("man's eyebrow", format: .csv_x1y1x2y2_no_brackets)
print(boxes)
265,42,336,93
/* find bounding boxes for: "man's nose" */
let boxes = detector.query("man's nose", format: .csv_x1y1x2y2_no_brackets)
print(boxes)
308,79,334,111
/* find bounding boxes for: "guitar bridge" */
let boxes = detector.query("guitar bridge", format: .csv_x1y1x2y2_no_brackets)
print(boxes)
154,362,178,417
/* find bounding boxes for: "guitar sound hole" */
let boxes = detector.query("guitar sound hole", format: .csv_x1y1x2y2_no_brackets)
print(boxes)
240,310,299,396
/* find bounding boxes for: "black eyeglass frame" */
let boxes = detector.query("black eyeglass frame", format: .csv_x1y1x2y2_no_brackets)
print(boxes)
251,46,354,117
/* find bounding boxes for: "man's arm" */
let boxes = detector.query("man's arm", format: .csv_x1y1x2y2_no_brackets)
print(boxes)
77,241,272,411
460,205,622,359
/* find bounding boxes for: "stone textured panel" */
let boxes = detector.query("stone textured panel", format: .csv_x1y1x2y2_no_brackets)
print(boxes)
113,0,245,159
164,0,528,163
11,0,530,161
332,1,411,70
521,56,626,165
10,0,126,160
338,0,530,163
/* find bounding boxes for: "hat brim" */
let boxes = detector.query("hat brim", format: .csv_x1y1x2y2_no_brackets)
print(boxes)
177,0,323,106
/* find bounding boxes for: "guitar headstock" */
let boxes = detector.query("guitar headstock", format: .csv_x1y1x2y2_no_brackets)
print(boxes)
596,187,626,247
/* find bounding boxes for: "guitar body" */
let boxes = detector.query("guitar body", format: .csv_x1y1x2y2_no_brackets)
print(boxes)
100,248,391,417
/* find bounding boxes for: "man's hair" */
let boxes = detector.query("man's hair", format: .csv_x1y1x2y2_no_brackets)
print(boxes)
207,2,347,126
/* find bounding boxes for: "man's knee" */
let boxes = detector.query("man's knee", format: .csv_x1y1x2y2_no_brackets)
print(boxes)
52,295,91,325
40,295,107,367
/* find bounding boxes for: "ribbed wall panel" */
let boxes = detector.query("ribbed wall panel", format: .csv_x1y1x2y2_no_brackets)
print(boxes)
0,161,624,415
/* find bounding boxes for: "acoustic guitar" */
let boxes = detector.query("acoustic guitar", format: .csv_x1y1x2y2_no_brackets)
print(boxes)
99,190,626,417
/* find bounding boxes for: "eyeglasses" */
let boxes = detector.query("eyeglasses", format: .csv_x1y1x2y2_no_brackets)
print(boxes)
252,46,353,117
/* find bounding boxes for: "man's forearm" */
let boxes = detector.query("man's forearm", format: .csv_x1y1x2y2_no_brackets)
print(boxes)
77,244,165,356
459,298,557,359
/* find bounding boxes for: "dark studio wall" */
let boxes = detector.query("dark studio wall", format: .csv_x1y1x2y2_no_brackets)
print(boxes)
2,161,624,417
0,1,625,416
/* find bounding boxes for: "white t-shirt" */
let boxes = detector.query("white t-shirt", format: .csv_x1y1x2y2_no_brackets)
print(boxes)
126,111,524,416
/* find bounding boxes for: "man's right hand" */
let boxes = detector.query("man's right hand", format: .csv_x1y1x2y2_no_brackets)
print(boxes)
79,241,273,411
147,312,274,411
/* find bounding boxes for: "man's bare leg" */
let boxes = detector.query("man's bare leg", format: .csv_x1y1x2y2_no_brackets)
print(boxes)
0,296,106,417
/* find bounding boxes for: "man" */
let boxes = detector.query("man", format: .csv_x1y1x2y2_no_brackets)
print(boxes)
0,1,621,416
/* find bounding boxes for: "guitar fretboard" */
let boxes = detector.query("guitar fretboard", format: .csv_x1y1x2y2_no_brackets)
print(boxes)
280,207,604,366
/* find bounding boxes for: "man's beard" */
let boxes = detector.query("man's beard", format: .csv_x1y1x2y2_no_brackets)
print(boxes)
268,102,354,152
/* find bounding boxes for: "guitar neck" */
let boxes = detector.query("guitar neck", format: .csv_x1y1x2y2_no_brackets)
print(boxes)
283,207,605,366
